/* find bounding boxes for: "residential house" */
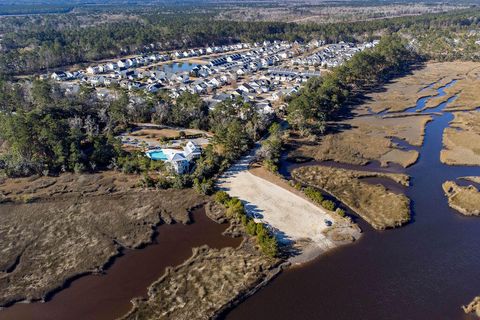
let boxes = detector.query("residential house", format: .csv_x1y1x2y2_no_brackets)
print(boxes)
51,72,67,81
183,141,202,161
169,153,189,174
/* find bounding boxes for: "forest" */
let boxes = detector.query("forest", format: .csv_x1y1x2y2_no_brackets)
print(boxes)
1,7,480,76
0,78,269,185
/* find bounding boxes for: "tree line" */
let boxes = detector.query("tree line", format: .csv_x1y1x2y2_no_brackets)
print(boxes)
0,79,270,181
2,8,480,76
286,34,419,136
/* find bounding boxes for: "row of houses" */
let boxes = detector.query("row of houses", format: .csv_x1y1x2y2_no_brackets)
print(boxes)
84,43,251,75
49,39,376,124
267,68,321,82
48,42,253,82
293,40,379,68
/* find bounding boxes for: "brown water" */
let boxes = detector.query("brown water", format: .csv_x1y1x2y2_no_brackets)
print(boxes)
225,82,480,320
0,207,241,320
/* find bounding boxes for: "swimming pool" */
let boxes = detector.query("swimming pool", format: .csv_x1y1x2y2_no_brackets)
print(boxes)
146,150,168,161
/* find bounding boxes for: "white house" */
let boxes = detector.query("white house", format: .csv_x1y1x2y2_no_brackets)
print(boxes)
184,141,202,161
169,153,189,174
89,76,105,86
238,83,254,93
87,66,101,74
51,72,67,81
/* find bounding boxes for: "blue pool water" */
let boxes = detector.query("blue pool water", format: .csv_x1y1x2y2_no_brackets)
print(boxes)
147,150,168,161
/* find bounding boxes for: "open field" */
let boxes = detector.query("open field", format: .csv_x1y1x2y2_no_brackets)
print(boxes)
292,166,411,230
288,114,429,167
355,62,480,115
442,180,480,216
0,172,207,307
217,147,361,263
441,111,480,166
121,242,278,320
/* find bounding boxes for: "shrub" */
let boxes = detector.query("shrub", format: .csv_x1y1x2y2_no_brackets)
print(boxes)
171,174,190,189
156,177,172,189
256,223,268,237
246,220,257,235
258,234,279,258
304,186,323,204
193,177,214,195
225,197,245,218
141,172,157,188
321,199,336,211
73,162,86,174
335,208,346,217
214,191,230,205
241,215,250,226
263,159,278,173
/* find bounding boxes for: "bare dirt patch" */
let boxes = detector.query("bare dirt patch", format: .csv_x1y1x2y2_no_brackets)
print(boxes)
217,148,361,264
441,111,480,166
292,166,411,230
0,172,206,307
442,180,480,216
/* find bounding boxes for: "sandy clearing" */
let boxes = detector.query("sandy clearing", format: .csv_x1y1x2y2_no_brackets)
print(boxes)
217,148,337,259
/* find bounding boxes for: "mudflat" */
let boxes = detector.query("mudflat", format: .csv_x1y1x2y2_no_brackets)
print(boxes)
442,180,480,216
292,166,411,230
0,172,206,307
441,111,480,166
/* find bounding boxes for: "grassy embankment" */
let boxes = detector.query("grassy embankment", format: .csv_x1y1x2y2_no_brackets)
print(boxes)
442,179,480,216
292,166,410,230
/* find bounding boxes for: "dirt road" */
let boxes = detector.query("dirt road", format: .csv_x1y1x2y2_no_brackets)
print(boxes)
217,144,343,262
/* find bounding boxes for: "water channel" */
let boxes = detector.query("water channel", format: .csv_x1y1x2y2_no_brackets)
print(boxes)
0,207,241,320
225,81,480,319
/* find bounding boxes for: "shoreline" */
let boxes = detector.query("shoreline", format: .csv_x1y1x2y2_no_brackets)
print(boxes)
248,163,362,264
0,203,205,310
0,202,245,320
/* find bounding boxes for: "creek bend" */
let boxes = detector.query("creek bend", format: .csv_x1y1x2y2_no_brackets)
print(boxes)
0,207,241,320
225,81,480,319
